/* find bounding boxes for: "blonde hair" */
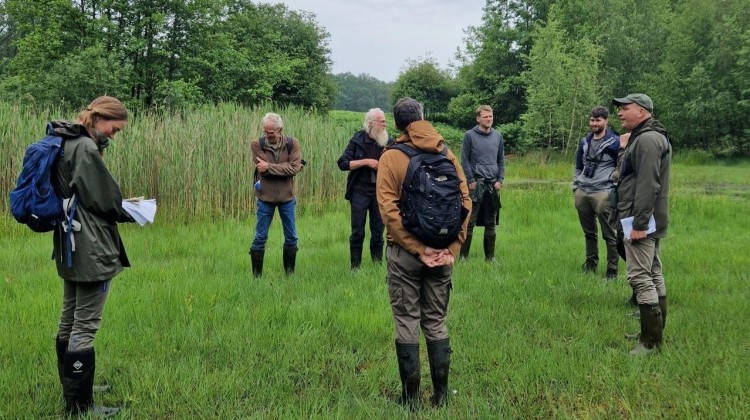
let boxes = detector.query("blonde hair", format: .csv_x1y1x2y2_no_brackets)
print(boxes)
76,96,128,145
476,105,492,117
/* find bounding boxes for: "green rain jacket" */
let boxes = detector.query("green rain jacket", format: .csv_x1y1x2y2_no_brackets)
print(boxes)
50,121,132,282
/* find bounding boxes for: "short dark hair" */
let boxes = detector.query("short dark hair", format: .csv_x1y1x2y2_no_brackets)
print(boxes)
589,106,609,119
393,97,424,131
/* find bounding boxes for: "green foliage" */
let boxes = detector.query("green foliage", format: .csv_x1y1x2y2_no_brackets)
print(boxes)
0,0,335,112
332,72,392,112
390,57,457,116
520,15,601,152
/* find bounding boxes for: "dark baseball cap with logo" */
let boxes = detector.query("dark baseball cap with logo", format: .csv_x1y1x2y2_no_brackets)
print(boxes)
613,93,653,113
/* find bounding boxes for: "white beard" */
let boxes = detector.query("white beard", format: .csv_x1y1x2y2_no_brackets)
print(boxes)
369,127,389,147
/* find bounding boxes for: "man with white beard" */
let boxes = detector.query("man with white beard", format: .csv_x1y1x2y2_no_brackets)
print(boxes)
337,108,394,270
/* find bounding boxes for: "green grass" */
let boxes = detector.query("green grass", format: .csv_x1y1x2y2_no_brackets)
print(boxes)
2,158,749,418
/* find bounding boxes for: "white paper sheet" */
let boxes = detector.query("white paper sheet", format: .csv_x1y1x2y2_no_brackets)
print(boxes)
122,199,157,226
620,215,656,240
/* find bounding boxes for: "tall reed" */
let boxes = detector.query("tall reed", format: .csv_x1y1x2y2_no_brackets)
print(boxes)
1,102,360,222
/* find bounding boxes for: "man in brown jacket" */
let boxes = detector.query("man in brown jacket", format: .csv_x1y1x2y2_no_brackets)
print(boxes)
249,112,304,277
612,93,671,355
377,97,471,408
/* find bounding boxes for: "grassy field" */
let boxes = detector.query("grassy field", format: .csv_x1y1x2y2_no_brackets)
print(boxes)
2,152,749,418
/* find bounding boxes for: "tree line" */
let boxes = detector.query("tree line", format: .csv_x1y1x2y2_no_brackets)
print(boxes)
1,0,748,156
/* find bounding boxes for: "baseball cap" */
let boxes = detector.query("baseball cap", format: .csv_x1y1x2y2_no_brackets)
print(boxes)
613,93,653,113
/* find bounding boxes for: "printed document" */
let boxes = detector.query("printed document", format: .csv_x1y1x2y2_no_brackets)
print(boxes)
620,215,656,240
122,199,157,226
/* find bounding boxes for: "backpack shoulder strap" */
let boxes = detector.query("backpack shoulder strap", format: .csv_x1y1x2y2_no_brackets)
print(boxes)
392,143,420,159
259,136,266,149
286,136,293,155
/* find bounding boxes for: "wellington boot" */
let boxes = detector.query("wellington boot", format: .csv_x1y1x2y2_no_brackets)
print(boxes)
250,249,264,278
630,304,663,355
62,348,120,417
56,336,110,393
426,338,451,407
459,234,472,260
659,296,668,329
283,246,297,275
483,234,496,262
395,341,421,410
350,247,363,271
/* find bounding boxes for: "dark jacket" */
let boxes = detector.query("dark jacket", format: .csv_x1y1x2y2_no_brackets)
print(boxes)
251,136,303,204
616,118,671,237
337,130,393,200
50,121,132,282
573,128,620,192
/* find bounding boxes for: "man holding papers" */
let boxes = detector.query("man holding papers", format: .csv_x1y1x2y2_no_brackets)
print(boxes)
612,93,672,355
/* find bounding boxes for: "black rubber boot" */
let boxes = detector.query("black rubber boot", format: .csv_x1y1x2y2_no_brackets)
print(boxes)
350,246,363,271
371,246,383,264
283,246,297,275
250,250,264,278
630,304,664,355
459,234,472,260
55,336,67,386
62,348,119,417
57,336,111,394
483,234,496,262
659,296,668,328
395,341,421,409
426,338,451,407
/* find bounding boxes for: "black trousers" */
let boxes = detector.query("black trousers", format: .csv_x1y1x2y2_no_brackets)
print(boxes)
349,191,384,251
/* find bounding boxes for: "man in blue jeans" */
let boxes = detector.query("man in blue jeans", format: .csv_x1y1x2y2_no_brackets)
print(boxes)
249,112,304,277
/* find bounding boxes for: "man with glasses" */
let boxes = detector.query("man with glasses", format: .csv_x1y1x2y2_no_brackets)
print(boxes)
337,108,394,270
249,112,304,277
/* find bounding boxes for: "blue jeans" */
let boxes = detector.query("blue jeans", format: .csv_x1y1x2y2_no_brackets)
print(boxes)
251,198,298,251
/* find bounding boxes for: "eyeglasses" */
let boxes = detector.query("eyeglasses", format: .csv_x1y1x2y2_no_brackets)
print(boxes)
263,129,280,136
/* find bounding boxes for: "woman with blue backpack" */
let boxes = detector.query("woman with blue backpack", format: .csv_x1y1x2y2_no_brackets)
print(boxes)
49,96,132,417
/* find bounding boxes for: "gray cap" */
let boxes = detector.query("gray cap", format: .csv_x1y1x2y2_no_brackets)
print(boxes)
613,93,653,113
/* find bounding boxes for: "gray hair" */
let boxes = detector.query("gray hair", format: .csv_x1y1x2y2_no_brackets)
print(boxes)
392,97,424,131
363,108,384,131
261,112,284,130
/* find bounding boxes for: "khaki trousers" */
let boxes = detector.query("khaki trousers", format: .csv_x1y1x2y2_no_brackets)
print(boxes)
624,238,666,305
574,189,618,270
387,244,452,343
57,280,111,351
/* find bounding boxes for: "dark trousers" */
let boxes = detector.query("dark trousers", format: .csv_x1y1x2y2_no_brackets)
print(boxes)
349,192,384,252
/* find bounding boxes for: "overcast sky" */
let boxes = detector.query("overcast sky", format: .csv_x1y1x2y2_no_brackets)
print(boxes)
276,0,486,82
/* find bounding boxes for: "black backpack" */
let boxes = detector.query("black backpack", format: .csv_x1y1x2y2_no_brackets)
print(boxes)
393,144,468,249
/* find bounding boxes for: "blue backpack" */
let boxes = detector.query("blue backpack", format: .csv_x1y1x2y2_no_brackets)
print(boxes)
10,123,67,233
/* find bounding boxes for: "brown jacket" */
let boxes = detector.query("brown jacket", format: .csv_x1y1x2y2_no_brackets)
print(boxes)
377,120,472,257
251,136,303,204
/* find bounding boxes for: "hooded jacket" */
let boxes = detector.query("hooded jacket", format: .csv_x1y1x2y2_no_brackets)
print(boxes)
377,120,472,257
616,118,671,237
50,120,131,282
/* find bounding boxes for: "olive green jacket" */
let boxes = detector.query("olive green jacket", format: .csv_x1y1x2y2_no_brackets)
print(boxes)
616,118,671,238
50,121,131,282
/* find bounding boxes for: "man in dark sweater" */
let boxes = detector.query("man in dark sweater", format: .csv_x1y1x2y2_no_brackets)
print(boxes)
459,105,505,261
337,108,394,270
